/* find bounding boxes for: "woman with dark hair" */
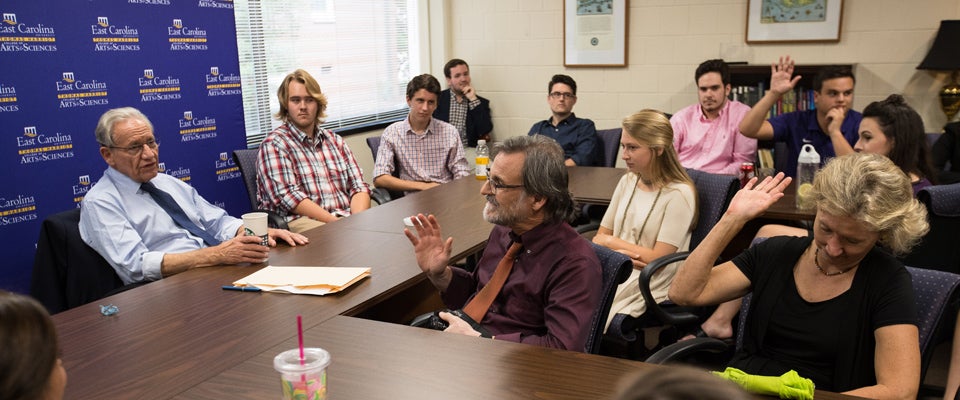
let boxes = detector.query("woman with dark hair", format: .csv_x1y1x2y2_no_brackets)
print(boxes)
855,93,937,194
0,291,66,400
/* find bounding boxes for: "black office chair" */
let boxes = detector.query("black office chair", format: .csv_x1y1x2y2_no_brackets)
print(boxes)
646,265,960,393
901,182,960,274
30,208,126,314
586,243,634,354
573,128,621,232
365,136,404,204
595,128,622,168
231,149,289,230
602,168,739,358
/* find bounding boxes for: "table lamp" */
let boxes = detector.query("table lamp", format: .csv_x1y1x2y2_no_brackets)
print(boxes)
917,20,960,121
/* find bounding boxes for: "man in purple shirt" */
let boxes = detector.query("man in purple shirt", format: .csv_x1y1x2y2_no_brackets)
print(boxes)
404,135,602,351
671,59,756,175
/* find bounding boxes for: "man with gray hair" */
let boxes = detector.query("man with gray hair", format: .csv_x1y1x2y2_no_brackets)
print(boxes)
80,107,307,284
404,135,602,351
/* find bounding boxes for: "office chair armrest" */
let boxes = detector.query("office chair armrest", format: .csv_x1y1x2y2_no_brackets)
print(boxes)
644,337,731,364
640,251,700,326
370,188,392,205
605,313,639,342
574,221,601,234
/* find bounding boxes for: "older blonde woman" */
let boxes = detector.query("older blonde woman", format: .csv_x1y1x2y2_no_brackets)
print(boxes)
593,110,697,329
670,153,928,399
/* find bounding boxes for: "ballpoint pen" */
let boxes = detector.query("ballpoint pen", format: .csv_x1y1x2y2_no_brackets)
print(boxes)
221,285,262,292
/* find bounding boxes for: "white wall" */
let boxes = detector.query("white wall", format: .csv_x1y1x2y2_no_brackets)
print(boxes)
354,0,960,180
446,0,960,140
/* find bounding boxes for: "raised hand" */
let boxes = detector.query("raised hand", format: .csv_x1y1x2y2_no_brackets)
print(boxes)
770,56,802,96
403,214,453,279
724,173,793,222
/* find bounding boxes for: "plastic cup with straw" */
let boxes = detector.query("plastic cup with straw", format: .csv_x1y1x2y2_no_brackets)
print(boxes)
274,314,330,399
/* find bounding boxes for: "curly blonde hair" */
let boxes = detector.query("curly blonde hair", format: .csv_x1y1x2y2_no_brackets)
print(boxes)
812,153,929,255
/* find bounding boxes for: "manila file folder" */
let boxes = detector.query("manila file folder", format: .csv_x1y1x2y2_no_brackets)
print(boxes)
233,266,370,295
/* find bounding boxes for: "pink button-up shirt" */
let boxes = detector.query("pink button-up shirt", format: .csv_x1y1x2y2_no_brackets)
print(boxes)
671,100,756,175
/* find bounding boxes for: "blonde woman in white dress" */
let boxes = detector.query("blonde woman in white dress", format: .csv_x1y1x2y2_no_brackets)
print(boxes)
593,110,697,330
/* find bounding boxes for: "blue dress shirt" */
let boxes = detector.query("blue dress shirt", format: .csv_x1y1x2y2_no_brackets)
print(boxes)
527,113,599,166
79,167,242,284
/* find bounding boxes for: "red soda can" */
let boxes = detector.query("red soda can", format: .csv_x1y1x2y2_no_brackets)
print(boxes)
739,162,755,188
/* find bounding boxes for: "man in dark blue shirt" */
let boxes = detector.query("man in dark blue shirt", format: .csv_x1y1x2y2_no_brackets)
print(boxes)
528,74,599,167
738,56,860,177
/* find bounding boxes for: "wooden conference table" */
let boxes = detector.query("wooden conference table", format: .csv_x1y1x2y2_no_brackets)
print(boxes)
53,171,839,400
177,315,860,400
567,166,816,222
53,177,491,399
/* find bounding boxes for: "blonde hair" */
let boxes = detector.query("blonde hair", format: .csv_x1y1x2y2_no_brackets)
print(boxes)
812,153,929,255
621,109,693,190
275,69,328,126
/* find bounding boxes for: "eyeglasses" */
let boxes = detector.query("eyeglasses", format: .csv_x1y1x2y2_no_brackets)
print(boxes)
485,179,524,193
549,92,576,100
104,139,160,156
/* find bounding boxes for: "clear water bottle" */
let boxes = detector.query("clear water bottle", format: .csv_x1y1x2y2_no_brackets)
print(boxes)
475,139,489,181
795,144,820,210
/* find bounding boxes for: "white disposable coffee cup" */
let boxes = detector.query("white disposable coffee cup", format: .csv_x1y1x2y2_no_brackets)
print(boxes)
241,212,269,245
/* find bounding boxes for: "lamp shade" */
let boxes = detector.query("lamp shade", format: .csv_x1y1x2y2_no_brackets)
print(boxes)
918,20,960,70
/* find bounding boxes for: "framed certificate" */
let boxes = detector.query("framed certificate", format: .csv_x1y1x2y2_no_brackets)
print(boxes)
563,0,628,67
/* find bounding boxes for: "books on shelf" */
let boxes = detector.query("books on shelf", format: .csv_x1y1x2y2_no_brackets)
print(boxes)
729,84,816,118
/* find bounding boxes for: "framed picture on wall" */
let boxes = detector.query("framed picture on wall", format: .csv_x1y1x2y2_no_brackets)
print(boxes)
745,0,843,44
563,0,628,67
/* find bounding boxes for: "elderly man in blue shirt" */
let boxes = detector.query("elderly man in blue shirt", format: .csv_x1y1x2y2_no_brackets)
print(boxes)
80,107,307,284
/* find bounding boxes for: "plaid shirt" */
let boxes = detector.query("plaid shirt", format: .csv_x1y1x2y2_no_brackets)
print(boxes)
256,122,371,220
448,94,481,144
373,117,470,194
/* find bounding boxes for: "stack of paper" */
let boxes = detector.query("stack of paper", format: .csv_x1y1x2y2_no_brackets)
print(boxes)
233,266,371,296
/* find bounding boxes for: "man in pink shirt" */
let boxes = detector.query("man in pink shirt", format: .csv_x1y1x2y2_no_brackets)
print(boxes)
670,59,756,175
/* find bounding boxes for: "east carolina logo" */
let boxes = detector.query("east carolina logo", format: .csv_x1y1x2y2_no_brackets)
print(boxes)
183,111,193,120
3,13,16,25
209,66,219,76
97,17,108,27
23,126,37,137
158,162,166,172
62,72,75,83
143,69,154,79
79,175,90,186
219,152,228,161
172,19,182,29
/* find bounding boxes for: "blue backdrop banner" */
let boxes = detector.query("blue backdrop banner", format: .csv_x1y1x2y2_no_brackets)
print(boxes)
0,0,246,294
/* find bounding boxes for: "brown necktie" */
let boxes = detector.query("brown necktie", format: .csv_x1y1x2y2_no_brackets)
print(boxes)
462,241,522,322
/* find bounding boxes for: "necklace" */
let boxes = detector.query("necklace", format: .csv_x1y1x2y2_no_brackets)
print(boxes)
618,176,662,244
813,247,852,277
